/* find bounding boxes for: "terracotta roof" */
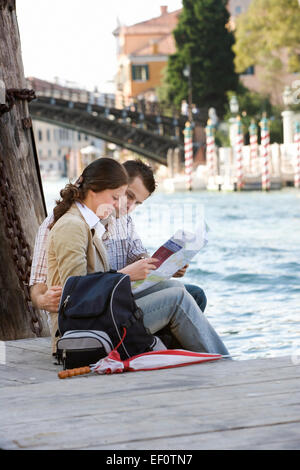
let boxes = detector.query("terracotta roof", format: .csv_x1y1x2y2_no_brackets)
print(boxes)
115,8,181,36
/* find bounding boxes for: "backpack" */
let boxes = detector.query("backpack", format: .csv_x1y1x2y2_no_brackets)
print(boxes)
57,270,161,369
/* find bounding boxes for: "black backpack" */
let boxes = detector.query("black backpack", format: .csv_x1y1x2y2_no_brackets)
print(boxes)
57,270,158,369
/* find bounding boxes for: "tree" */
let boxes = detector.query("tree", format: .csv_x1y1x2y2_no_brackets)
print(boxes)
165,0,238,116
233,0,300,95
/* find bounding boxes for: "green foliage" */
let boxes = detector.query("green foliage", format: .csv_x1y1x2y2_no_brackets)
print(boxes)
214,127,231,147
156,66,176,116
225,83,283,143
269,117,283,144
165,0,238,117
234,0,300,75
224,83,274,121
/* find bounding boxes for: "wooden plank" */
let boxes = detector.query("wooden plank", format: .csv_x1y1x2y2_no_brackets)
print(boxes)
89,422,300,450
0,338,299,450
0,338,57,387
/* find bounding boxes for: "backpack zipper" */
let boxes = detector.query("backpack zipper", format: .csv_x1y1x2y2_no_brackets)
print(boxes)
62,295,70,312
110,274,131,358
59,276,80,314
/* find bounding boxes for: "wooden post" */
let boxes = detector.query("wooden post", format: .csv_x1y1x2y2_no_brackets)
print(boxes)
260,114,271,191
183,121,193,191
205,119,216,182
0,0,49,340
235,116,244,191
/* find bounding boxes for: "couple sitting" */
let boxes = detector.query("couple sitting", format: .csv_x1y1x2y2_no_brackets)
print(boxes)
30,158,229,357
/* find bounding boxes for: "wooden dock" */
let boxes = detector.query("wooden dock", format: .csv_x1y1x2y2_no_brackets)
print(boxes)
0,337,299,450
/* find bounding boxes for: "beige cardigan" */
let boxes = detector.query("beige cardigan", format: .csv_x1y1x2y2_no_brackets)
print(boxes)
47,203,110,352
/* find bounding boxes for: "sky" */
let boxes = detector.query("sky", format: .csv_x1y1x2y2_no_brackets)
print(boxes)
16,0,182,92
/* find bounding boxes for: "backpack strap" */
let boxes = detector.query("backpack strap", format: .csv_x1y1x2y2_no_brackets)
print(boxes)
121,314,139,330
133,307,143,320
121,306,144,329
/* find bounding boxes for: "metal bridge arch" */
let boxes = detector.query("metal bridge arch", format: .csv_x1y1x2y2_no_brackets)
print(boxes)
29,96,187,165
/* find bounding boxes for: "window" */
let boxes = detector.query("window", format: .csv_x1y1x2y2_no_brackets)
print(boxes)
38,130,42,141
131,64,149,81
47,129,51,141
242,65,255,75
235,6,241,14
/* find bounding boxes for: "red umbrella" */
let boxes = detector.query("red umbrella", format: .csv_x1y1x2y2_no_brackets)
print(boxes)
90,348,222,375
57,328,223,379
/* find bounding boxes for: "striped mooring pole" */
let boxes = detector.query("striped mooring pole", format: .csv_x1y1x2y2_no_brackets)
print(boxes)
249,119,258,173
259,115,271,191
184,121,193,191
235,116,244,190
294,121,300,189
205,119,216,180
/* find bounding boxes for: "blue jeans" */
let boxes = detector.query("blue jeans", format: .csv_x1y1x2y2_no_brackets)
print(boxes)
134,280,207,312
184,283,207,312
134,280,229,356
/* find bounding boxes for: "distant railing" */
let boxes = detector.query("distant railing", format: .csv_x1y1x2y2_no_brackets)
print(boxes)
27,80,207,123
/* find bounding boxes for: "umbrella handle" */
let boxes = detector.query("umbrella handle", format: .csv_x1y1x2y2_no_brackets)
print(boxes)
58,366,91,379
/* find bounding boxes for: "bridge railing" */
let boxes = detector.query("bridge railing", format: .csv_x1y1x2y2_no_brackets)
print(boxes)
37,88,116,108
33,87,206,123
33,93,189,142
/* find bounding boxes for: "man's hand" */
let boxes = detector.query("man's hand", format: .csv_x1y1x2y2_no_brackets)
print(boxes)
172,264,189,278
31,283,62,312
119,258,158,281
40,286,62,312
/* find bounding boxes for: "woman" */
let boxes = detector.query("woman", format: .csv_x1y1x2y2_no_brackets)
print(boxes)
47,157,130,353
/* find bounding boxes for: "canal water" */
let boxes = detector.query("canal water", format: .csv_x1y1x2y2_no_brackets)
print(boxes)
43,178,300,361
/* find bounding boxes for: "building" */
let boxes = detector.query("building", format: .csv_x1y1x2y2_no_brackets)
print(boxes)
227,0,252,24
26,77,105,179
113,2,299,107
113,6,180,105
228,0,300,106
33,120,98,179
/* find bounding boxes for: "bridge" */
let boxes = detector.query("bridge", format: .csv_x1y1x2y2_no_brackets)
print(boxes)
29,95,207,165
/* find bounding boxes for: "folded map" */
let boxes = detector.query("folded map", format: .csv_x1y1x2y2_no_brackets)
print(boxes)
131,223,208,294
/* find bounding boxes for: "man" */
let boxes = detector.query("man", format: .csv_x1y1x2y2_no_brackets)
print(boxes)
30,160,229,355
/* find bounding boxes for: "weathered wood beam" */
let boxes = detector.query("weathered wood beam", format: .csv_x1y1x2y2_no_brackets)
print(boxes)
0,0,49,339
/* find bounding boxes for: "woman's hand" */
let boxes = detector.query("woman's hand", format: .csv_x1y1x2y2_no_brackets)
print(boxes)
96,203,115,220
119,258,158,281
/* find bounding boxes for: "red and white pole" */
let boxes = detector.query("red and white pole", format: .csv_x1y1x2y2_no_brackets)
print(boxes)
294,121,300,188
235,116,243,190
249,120,258,173
205,119,216,181
260,115,271,191
184,121,193,191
